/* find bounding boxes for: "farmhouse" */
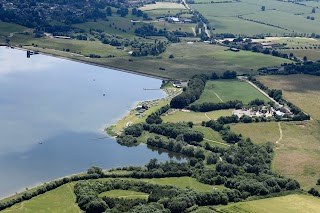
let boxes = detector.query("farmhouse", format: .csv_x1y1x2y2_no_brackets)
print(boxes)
230,48,240,52
168,17,180,23
53,36,71,39
261,42,280,48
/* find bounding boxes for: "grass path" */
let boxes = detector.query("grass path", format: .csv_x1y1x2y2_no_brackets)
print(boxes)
204,112,211,120
203,138,230,147
214,92,224,102
275,122,283,144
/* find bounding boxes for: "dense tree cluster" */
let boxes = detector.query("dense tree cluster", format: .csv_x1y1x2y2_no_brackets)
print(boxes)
170,75,208,109
261,61,320,76
134,24,180,43
190,100,243,112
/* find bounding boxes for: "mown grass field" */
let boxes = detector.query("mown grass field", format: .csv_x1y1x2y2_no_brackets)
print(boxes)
231,120,320,190
230,122,280,144
125,177,222,191
99,190,149,199
0,183,80,213
0,21,27,37
194,80,269,104
257,75,320,120
217,194,320,213
161,109,232,124
11,34,128,58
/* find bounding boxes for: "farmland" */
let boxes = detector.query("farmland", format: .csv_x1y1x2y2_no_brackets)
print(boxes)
257,75,320,120
190,0,320,36
217,194,320,213
11,40,291,80
194,80,270,105
231,120,320,190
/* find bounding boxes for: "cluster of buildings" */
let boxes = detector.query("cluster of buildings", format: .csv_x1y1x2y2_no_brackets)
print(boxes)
233,105,293,118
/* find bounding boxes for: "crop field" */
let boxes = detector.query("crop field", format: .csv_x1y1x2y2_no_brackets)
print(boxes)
194,80,269,105
0,183,80,213
231,120,320,190
99,190,149,199
257,75,320,120
242,10,320,35
161,109,232,124
217,194,320,213
190,0,320,35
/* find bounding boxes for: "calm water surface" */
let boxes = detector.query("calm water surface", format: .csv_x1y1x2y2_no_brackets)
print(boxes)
0,48,184,198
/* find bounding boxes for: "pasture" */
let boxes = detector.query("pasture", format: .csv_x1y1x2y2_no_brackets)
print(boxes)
190,0,320,35
0,22,27,37
257,75,320,120
99,190,149,199
194,80,269,105
126,177,221,192
11,34,128,58
230,122,280,144
140,2,185,11
217,194,320,213
0,183,80,213
161,109,232,124
231,120,320,189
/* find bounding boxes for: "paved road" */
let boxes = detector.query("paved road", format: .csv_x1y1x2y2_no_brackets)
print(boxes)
182,0,210,38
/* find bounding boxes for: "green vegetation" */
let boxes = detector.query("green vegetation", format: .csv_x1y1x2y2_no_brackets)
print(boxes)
217,194,320,213
0,183,80,213
161,109,232,124
230,122,280,144
258,75,320,120
127,177,218,192
99,190,149,199
231,120,320,190
0,22,27,37
194,80,269,105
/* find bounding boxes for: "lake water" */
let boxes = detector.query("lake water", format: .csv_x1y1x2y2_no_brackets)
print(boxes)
0,48,184,198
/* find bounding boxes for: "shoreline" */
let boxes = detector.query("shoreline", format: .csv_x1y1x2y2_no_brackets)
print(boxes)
12,45,171,81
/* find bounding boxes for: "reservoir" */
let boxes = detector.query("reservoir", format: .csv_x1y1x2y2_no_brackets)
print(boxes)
0,48,184,198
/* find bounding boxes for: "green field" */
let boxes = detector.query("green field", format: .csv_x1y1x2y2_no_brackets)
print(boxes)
0,21,27,37
217,194,320,213
231,120,320,190
13,41,290,80
11,34,128,58
140,2,186,11
194,80,269,105
99,190,149,199
231,122,280,144
127,177,221,191
161,109,232,124
190,0,319,35
0,183,80,213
